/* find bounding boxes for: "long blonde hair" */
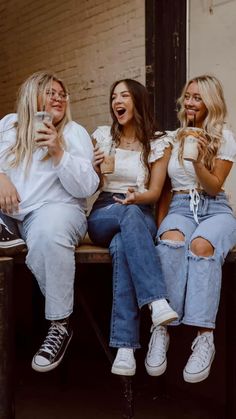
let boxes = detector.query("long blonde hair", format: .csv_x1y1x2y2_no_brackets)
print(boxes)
177,74,227,171
6,70,71,170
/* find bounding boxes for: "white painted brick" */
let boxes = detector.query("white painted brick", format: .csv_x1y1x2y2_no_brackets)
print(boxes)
0,0,145,133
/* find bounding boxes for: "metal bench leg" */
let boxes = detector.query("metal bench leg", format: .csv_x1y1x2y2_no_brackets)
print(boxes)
78,292,134,418
120,376,134,419
0,258,14,419
225,261,236,419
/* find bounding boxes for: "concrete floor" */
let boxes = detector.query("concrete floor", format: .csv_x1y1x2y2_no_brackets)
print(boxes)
15,355,224,419
14,264,227,419
15,326,226,419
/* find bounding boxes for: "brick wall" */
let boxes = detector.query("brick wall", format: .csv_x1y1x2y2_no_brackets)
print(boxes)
0,0,145,133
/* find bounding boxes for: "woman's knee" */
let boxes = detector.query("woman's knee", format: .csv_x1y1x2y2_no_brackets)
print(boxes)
190,237,214,257
121,204,143,220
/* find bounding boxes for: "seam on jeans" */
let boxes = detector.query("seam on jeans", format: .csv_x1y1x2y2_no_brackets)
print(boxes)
46,309,73,321
139,296,168,310
25,256,46,296
182,320,215,329
109,341,141,349
188,248,215,261
110,236,118,340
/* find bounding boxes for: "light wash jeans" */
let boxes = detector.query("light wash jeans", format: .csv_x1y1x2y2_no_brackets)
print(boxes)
156,192,236,329
88,192,168,349
0,203,87,320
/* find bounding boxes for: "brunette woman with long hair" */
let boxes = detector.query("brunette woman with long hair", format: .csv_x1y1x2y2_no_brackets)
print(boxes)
88,79,177,376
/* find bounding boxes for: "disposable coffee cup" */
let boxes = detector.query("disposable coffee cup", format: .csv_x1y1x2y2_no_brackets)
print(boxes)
94,139,115,174
33,112,52,141
182,128,203,162
100,153,115,174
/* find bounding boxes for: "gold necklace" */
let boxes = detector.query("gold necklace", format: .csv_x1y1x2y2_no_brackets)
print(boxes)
121,136,141,151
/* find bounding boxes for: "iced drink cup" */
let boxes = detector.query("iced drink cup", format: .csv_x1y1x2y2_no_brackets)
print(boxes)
33,112,52,141
92,138,115,174
182,127,203,162
100,154,115,174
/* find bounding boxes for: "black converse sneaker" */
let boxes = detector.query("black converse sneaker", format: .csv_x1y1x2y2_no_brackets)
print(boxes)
31,319,73,372
0,223,26,256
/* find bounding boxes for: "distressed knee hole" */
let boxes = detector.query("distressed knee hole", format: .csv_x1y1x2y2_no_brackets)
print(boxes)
190,237,214,258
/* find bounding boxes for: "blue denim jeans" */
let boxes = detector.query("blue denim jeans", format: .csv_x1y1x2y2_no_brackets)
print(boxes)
156,192,236,329
88,192,168,348
0,203,87,320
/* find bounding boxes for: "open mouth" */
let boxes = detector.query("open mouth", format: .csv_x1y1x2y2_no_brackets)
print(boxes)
117,108,126,116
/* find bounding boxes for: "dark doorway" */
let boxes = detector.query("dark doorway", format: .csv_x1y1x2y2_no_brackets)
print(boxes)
146,0,187,131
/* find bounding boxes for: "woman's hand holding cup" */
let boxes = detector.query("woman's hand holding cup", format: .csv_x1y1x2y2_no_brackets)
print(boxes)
92,141,104,174
182,128,207,162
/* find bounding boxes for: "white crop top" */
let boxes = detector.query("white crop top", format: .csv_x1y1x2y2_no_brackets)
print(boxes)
165,128,236,191
92,126,170,193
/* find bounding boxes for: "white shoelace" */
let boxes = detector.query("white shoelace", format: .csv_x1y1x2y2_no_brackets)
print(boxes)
147,326,167,358
39,321,68,357
189,334,213,367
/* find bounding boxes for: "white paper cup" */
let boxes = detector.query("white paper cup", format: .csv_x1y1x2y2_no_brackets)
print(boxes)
33,112,52,141
183,128,203,162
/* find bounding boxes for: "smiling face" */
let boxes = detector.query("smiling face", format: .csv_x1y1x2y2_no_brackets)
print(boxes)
184,81,208,127
111,82,134,127
37,80,67,126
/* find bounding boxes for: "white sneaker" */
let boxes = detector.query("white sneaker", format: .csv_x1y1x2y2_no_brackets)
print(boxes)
111,348,136,376
183,331,215,383
149,299,178,327
145,325,169,376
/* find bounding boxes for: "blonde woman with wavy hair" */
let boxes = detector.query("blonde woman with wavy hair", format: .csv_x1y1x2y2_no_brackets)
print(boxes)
8,71,72,170
145,74,236,384
177,74,226,172
0,70,99,372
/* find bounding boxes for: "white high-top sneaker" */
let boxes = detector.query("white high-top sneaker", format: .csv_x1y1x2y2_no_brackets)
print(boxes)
183,331,215,383
149,299,178,326
145,325,169,376
111,348,136,376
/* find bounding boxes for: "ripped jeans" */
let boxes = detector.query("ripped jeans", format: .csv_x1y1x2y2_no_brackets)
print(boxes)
156,192,236,329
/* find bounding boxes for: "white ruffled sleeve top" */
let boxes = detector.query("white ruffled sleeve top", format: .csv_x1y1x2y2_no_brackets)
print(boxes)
165,128,236,191
92,125,170,194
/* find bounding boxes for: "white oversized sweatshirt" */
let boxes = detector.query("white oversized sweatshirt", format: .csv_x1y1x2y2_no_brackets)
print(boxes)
0,114,99,220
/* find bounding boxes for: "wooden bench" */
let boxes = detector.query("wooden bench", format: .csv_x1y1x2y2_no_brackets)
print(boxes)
1,239,236,419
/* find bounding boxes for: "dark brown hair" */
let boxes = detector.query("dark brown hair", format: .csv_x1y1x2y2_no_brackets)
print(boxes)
109,78,162,180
